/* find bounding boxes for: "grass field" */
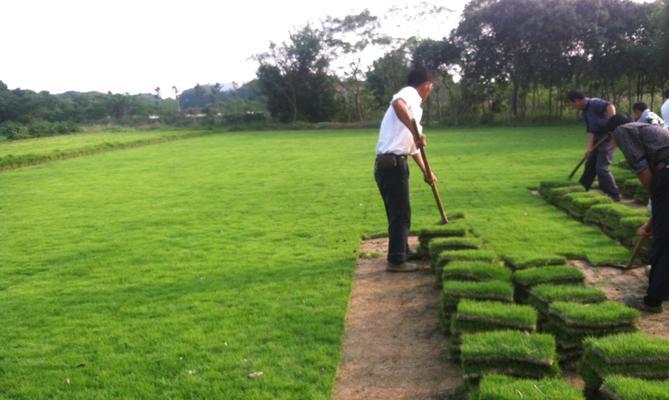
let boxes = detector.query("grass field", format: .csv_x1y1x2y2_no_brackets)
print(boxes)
0,129,202,169
0,126,632,398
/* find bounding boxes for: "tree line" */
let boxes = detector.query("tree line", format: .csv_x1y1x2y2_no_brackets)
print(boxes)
3,0,669,139
255,0,669,125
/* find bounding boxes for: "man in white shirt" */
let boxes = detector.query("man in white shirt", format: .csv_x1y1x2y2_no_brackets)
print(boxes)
661,90,669,129
374,67,436,272
633,102,664,126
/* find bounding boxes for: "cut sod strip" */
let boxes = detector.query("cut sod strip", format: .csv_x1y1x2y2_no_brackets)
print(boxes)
512,265,584,303
559,192,614,219
581,333,669,395
546,302,639,367
502,254,566,270
528,284,606,321
460,330,559,383
441,280,514,321
448,300,537,357
472,374,585,400
442,261,512,283
600,375,669,400
416,218,469,256
542,185,584,205
538,180,579,196
428,236,483,259
434,249,499,286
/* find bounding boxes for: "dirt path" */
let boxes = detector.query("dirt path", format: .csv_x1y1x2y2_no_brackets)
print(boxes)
332,237,462,400
571,260,669,339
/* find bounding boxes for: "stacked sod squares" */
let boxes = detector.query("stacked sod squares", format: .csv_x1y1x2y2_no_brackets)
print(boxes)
599,375,669,400
460,330,559,385
558,191,614,219
448,299,536,357
470,374,585,400
440,280,514,326
580,333,669,397
527,283,606,326
503,253,566,270
539,181,584,206
415,212,467,257
512,264,584,303
545,301,639,367
434,249,499,285
584,203,648,238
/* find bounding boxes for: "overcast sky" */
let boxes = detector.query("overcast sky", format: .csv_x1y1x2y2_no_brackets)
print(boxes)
2,0,464,97
2,0,653,97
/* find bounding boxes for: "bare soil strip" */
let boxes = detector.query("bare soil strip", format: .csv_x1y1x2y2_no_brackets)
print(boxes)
332,237,462,400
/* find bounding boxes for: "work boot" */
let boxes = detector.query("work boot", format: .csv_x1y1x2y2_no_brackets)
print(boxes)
386,261,420,272
406,250,425,261
623,294,663,314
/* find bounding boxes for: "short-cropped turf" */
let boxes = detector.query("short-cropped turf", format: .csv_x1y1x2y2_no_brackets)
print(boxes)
451,299,537,333
434,249,500,286
460,330,559,381
441,280,514,317
548,301,639,329
581,333,669,393
502,254,566,270
442,261,512,283
471,374,585,400
528,284,606,315
428,237,483,258
600,375,669,400
513,266,584,303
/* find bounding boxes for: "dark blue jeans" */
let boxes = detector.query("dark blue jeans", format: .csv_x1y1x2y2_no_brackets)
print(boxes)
375,156,411,265
646,166,669,306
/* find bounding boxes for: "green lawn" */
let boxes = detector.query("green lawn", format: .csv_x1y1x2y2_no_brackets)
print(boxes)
0,129,201,169
0,126,632,398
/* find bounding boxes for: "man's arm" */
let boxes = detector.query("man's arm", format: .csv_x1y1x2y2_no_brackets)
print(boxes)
392,98,426,147
585,132,595,158
606,103,616,117
411,153,437,184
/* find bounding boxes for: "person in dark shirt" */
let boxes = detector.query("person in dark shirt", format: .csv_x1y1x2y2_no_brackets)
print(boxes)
567,90,620,201
607,114,669,313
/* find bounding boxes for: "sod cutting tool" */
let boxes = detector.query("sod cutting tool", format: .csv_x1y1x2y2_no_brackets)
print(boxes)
568,135,612,180
410,119,449,224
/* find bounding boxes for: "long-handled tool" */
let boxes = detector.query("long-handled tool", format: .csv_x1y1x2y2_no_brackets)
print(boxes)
410,119,448,224
626,220,652,270
568,135,611,180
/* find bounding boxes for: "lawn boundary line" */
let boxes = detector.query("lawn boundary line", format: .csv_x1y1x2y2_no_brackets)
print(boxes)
0,131,206,172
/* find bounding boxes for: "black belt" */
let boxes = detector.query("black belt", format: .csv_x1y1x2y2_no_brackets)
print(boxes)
377,153,407,159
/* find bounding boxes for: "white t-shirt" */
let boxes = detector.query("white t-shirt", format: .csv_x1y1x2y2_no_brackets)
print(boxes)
375,86,423,156
661,99,669,128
